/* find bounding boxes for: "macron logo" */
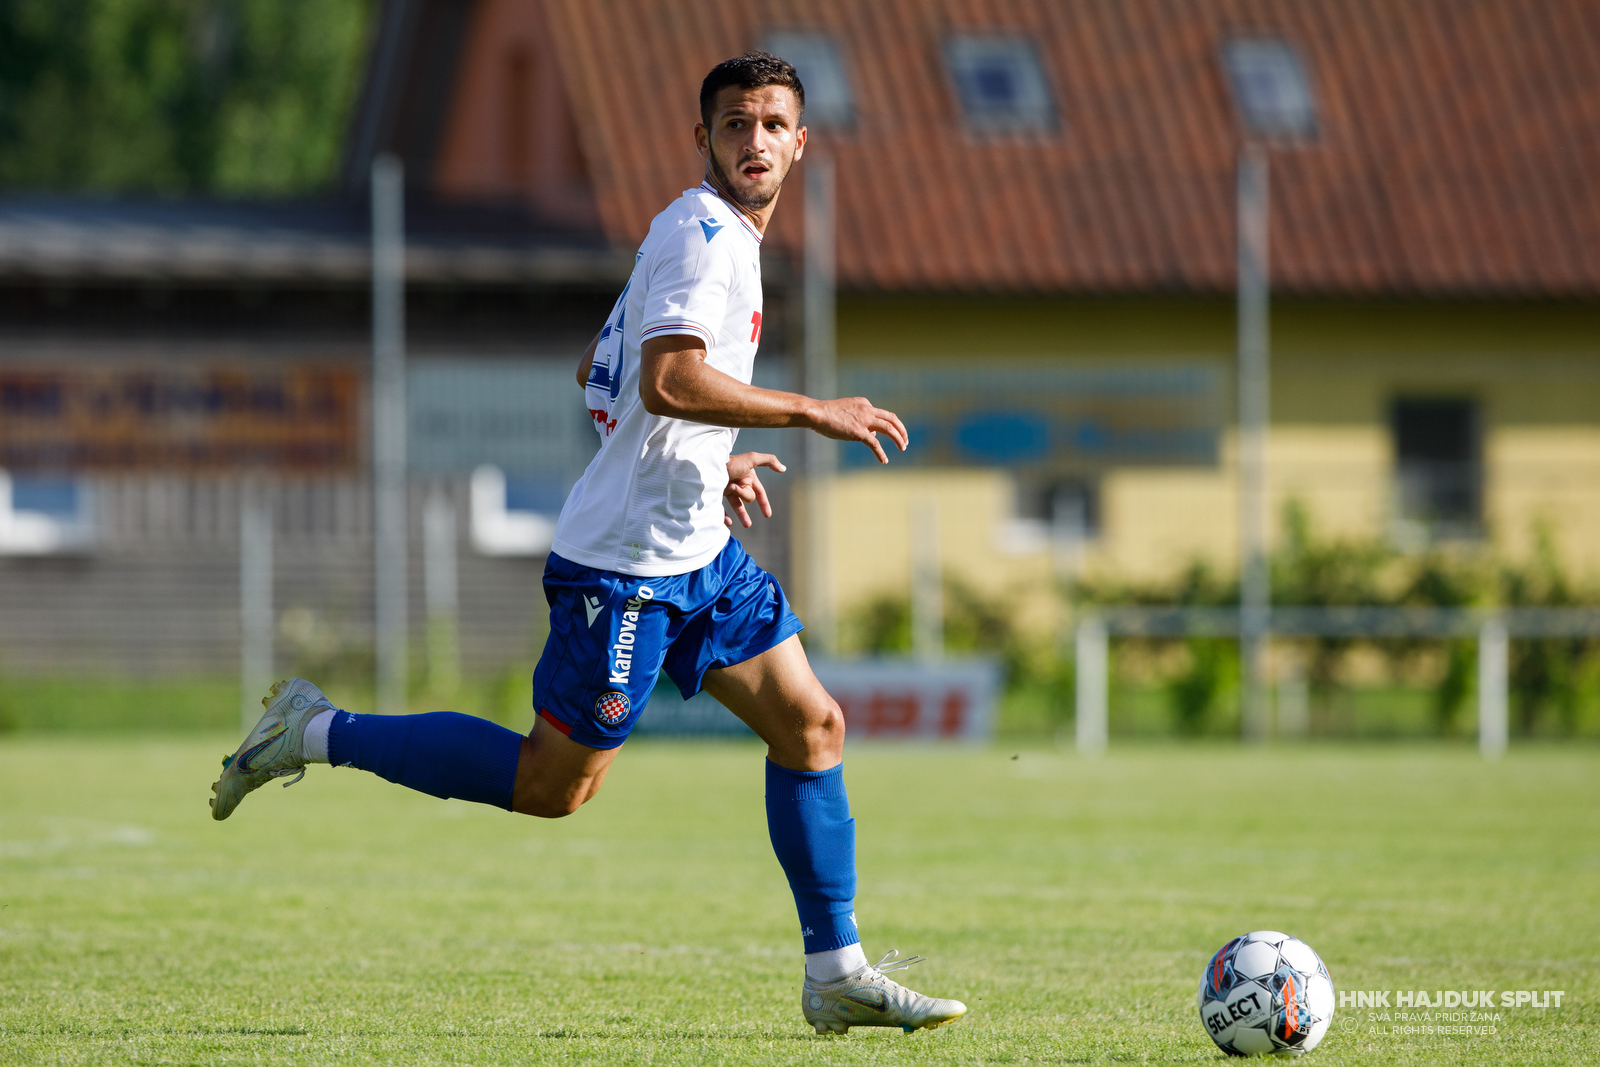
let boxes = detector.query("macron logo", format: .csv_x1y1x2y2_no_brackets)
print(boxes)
699,218,724,242
584,595,604,628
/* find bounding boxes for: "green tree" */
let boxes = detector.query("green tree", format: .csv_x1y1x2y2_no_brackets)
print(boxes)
0,0,371,194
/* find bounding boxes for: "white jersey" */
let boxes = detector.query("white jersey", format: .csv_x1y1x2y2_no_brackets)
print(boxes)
551,181,766,576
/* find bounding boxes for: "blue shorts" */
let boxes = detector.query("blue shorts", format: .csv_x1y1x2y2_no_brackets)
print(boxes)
531,537,803,749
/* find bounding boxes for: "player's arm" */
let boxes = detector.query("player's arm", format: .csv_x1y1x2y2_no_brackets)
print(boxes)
639,335,908,464
574,330,601,389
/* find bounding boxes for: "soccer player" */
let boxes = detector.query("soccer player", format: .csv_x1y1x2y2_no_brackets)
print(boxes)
210,52,965,1036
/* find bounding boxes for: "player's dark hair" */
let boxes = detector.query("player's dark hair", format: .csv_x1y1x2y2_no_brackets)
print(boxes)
699,51,805,128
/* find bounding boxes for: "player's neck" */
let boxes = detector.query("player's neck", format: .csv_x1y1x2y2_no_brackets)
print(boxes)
702,171,776,234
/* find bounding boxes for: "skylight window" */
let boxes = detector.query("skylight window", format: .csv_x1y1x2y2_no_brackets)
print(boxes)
1222,39,1317,139
765,32,854,128
944,35,1056,132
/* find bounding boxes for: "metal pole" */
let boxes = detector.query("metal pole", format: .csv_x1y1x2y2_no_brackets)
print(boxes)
1276,646,1310,738
1075,613,1108,755
423,487,460,696
372,154,408,716
239,481,273,730
1273,646,1312,739
1478,616,1508,760
1237,143,1271,742
803,153,838,656
910,496,942,662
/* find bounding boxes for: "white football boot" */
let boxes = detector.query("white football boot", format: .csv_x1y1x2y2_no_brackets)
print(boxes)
210,678,332,821
802,950,968,1034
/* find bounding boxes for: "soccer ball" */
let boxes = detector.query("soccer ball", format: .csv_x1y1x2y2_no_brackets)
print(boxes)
1198,931,1335,1056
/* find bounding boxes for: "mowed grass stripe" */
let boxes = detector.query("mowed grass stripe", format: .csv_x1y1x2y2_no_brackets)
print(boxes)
0,737,1595,1065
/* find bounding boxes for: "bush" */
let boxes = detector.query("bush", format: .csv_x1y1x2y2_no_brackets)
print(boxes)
841,573,1038,689
1500,526,1600,735
1166,638,1234,735
834,502,1600,740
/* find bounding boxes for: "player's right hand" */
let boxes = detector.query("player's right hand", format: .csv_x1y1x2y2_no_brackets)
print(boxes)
724,451,784,528
806,397,908,464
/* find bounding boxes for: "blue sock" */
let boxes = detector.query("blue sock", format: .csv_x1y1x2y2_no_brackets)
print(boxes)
765,760,859,953
326,711,522,811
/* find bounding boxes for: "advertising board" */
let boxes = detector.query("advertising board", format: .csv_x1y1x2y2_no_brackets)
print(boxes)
633,658,1000,743
0,366,360,472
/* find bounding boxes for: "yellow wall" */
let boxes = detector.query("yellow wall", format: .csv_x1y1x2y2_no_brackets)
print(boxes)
1489,428,1600,564
823,467,1049,608
805,296,1600,624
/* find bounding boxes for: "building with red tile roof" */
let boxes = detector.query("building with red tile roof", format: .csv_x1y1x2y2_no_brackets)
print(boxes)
350,0,1600,298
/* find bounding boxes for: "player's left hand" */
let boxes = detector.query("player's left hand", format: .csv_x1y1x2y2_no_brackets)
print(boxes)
724,452,785,528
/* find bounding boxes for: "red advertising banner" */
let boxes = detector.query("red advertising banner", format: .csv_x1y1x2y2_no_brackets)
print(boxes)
633,659,1000,741
812,660,1000,742
0,366,360,473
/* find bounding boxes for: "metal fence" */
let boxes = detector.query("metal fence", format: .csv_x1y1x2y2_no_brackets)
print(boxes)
1072,606,1600,759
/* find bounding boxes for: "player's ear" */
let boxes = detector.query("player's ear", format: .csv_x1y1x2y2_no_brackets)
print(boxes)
694,122,710,160
794,125,806,160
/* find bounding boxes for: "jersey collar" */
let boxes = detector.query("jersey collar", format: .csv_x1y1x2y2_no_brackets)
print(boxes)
698,181,763,244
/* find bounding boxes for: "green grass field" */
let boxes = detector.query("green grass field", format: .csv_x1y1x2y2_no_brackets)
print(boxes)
1,736,1595,1065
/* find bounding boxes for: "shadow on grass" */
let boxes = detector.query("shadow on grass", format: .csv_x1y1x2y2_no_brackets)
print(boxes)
525,1026,951,1043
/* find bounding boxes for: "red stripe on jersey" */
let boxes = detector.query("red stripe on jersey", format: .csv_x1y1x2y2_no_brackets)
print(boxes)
537,708,574,736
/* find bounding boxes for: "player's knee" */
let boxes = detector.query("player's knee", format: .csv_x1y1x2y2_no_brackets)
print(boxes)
517,779,599,819
520,792,583,819
803,697,845,762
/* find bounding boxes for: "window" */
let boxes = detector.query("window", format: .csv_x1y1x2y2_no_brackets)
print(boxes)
944,35,1056,132
1222,39,1317,139
1392,399,1480,539
998,475,1100,558
0,470,96,554
11,476,78,516
1032,478,1100,541
764,32,854,128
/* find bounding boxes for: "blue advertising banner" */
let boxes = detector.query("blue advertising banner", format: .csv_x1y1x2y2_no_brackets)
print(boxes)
837,362,1223,471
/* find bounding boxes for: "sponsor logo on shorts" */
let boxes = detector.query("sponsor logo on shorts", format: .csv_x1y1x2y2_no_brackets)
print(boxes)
608,585,654,685
594,691,631,725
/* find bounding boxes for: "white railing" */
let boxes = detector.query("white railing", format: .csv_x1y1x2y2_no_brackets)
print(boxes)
1072,607,1600,759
